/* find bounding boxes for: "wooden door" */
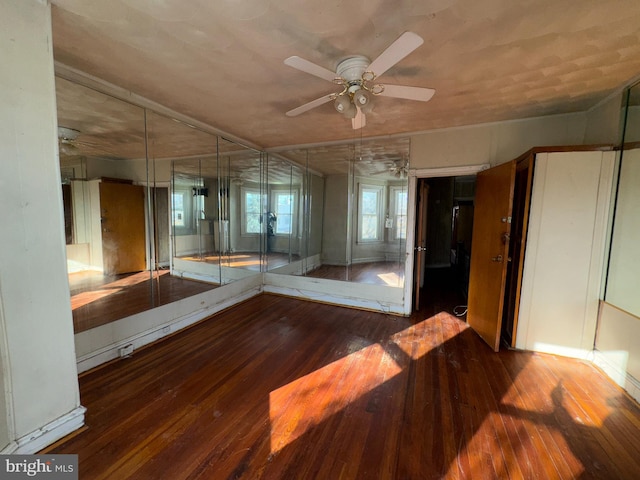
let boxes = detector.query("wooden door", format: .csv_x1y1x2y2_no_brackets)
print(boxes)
100,181,146,275
467,161,516,351
501,156,534,347
413,181,429,310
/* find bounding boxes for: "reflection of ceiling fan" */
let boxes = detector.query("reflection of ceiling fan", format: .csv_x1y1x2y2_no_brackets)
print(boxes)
58,126,82,156
389,159,409,178
370,158,409,178
284,32,435,130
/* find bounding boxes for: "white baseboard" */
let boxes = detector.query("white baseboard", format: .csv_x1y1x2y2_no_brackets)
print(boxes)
263,284,405,315
1,406,87,454
76,286,262,374
592,350,640,404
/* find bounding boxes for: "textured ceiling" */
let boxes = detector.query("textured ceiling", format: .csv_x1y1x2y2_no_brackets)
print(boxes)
51,0,640,150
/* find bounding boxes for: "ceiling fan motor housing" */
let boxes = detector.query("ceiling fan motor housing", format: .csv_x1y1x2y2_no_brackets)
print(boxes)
336,55,370,83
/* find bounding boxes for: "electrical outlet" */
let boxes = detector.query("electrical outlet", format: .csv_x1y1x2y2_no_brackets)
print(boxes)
119,344,133,358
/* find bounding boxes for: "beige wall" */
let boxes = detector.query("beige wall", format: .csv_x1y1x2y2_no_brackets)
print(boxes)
595,303,640,402
0,0,82,452
584,93,625,145
410,113,586,169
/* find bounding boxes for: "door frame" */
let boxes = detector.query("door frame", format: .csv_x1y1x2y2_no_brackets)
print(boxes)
403,164,490,315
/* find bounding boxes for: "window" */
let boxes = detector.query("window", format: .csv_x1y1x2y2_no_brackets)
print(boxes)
393,188,408,240
274,192,294,235
172,192,185,227
358,184,384,242
243,188,263,234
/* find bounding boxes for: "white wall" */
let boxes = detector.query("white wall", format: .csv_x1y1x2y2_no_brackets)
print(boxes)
410,113,587,168
0,0,83,453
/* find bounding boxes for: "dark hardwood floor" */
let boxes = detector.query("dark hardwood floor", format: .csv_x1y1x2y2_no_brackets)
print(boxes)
49,282,640,478
70,270,219,333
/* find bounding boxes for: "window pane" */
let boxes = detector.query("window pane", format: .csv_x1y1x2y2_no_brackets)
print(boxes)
245,191,262,234
359,187,381,241
172,193,185,227
275,193,293,235
396,190,407,239
362,215,378,240
361,190,378,214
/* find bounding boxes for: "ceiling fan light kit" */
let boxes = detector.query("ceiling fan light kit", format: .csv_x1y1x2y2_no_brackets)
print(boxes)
284,32,435,130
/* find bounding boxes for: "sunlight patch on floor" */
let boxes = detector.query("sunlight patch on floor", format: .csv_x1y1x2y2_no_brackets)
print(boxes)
71,287,124,309
390,312,467,360
377,271,403,287
269,342,402,454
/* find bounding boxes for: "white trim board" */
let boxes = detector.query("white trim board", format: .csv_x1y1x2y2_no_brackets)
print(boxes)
2,406,86,455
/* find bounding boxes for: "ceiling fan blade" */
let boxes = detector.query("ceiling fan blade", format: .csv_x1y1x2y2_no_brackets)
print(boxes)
378,84,435,102
286,94,335,117
352,107,366,130
367,31,424,78
284,56,337,82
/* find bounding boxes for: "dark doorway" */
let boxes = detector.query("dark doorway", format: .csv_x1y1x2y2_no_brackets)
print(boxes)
413,176,476,316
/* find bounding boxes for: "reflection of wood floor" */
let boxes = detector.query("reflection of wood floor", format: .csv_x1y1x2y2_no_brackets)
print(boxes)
180,252,298,271
50,294,640,479
305,261,405,286
69,270,218,333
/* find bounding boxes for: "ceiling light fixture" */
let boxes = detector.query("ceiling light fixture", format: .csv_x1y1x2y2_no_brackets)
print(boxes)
329,56,384,122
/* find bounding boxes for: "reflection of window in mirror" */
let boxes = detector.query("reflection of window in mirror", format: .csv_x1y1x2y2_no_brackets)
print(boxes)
172,192,185,227
272,190,297,235
172,188,196,234
242,187,263,235
390,187,408,240
358,184,384,242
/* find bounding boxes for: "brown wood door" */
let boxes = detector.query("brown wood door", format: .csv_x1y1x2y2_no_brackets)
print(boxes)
100,181,146,275
413,181,429,310
467,161,516,351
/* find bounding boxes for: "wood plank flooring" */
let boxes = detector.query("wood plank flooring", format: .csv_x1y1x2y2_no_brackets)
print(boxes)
70,270,218,332
304,261,405,286
50,293,640,479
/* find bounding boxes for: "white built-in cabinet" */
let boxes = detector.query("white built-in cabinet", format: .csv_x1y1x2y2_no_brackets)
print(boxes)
515,150,616,358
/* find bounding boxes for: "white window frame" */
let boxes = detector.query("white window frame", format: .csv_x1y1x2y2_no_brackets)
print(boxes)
357,183,384,243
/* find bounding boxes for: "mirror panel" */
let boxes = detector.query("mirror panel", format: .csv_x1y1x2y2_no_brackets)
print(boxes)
156,112,222,284
265,157,303,272
218,138,265,281
351,138,409,287
56,77,152,333
605,82,640,316
272,137,409,289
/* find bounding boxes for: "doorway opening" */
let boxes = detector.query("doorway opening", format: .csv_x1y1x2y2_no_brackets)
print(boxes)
412,175,476,318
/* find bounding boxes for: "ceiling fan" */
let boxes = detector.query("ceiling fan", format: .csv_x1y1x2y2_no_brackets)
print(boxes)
284,32,435,130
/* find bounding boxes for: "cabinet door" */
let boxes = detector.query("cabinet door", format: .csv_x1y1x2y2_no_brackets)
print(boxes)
467,161,516,351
